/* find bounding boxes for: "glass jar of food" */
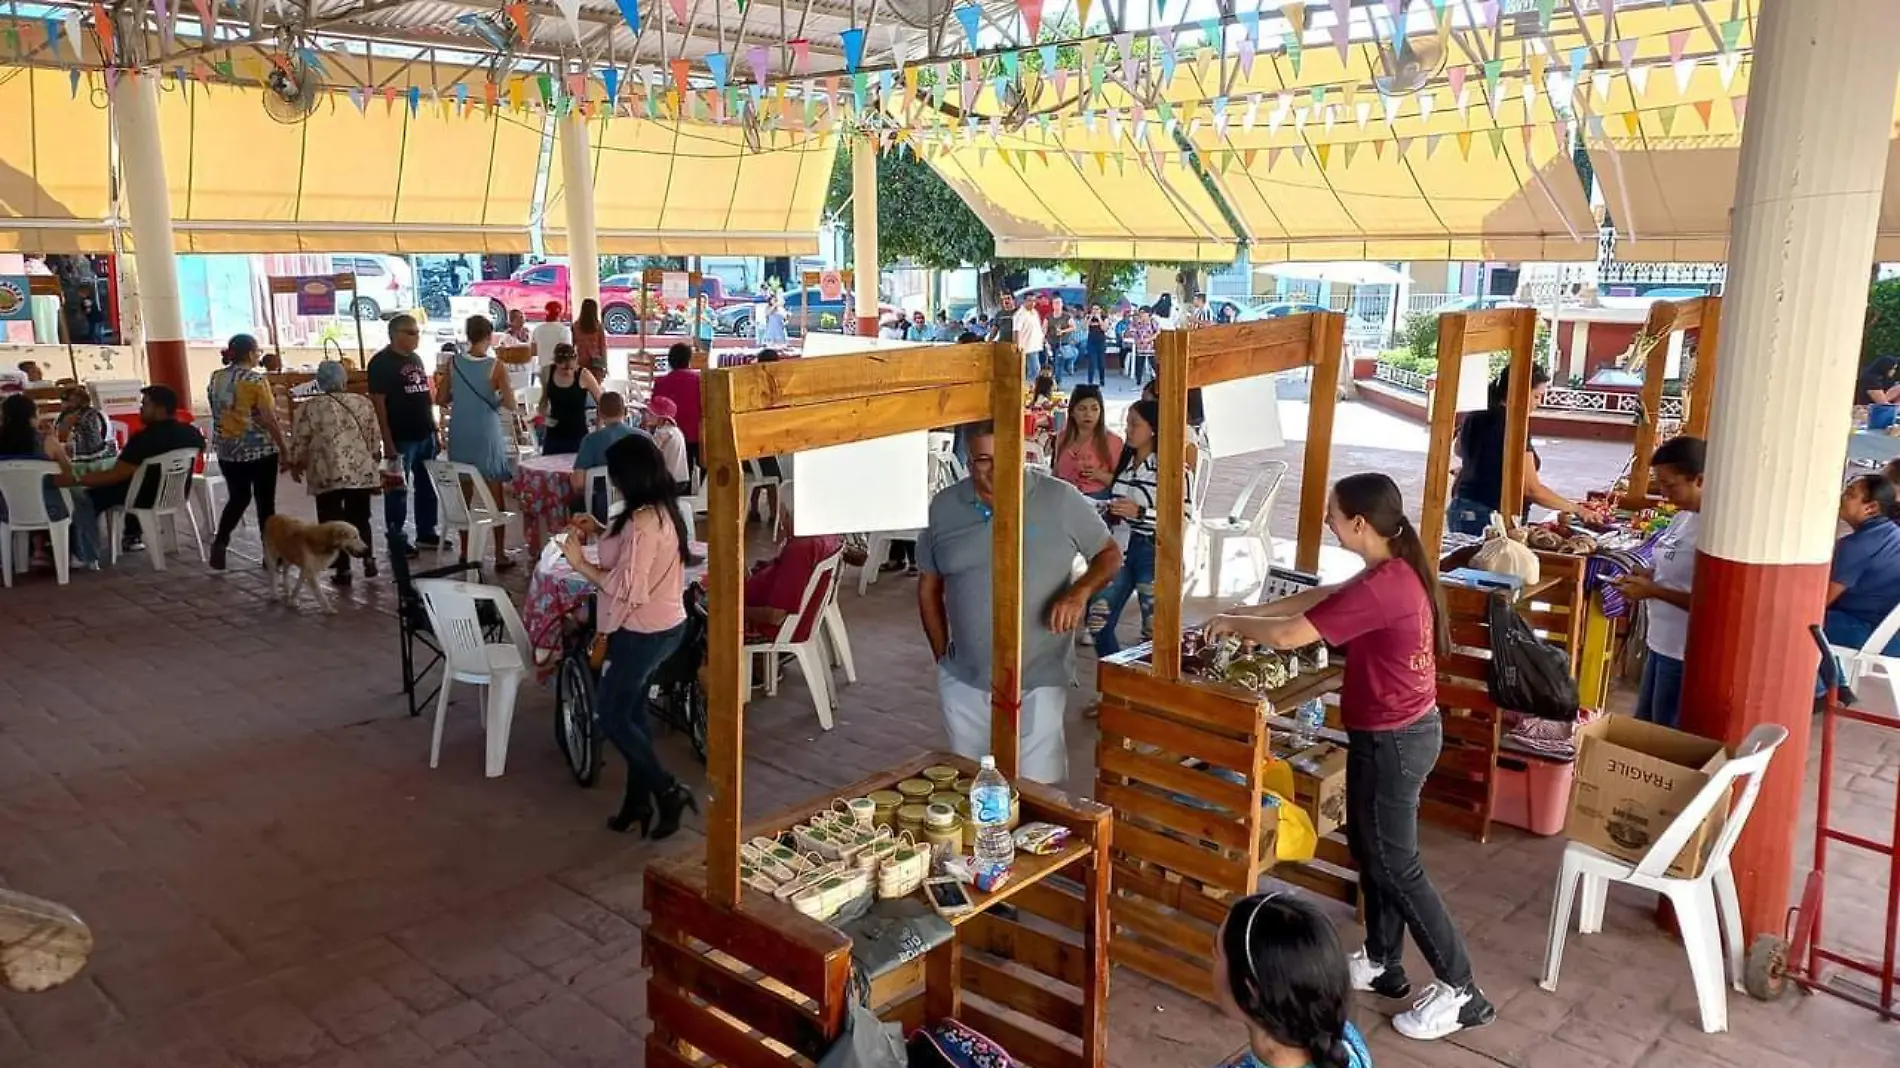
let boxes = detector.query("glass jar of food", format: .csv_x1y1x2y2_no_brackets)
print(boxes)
896,803,930,842
922,765,959,788
868,789,904,830
896,778,935,802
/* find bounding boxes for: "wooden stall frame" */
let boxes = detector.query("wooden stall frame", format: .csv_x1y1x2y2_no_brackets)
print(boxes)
638,268,705,372
264,272,366,365
701,341,1027,906
1418,308,1540,557
798,268,856,340
19,275,80,382
1623,296,1723,507
1150,312,1346,681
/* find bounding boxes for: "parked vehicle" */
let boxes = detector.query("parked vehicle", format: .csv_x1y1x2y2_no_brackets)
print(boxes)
1427,294,1528,315
330,255,416,321
718,288,894,339
464,264,649,334
1237,299,1330,321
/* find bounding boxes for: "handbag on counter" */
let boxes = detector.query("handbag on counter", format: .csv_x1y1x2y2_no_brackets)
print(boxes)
906,1019,1019,1068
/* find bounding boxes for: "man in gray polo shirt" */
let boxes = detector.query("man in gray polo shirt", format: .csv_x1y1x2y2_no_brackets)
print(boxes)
917,422,1122,784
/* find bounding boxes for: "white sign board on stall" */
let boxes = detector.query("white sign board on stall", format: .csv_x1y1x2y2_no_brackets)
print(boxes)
793,432,931,536
1455,351,1492,413
660,272,691,303
1198,375,1287,459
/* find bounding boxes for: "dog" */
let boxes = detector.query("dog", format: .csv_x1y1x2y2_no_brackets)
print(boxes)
262,515,369,613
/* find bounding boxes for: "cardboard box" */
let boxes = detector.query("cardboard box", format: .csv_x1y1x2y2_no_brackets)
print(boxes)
1270,741,1349,838
1566,716,1729,878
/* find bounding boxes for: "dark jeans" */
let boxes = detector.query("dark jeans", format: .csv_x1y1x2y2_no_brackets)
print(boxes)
315,488,374,575
1635,651,1685,728
597,623,687,806
1346,710,1475,988
215,455,279,544
1084,337,1107,385
1818,609,1900,696
384,437,440,545
1447,496,1492,538
1089,532,1156,656
886,539,916,568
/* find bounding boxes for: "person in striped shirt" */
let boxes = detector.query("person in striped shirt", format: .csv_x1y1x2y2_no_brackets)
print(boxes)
1087,398,1169,656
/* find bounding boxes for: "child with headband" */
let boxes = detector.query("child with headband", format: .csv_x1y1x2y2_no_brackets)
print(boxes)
1214,893,1372,1068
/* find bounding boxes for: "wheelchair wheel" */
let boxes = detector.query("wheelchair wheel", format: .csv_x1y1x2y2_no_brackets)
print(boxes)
554,651,601,787
685,683,708,764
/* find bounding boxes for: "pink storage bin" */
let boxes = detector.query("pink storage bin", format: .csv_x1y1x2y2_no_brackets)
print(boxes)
1493,751,1575,836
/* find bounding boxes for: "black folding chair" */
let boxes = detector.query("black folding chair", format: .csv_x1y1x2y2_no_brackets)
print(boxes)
390,548,486,717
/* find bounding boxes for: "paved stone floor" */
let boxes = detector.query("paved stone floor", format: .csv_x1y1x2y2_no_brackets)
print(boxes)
2,401,1897,1067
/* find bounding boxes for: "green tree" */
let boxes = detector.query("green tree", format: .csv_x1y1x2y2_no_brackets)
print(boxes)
1867,278,1900,367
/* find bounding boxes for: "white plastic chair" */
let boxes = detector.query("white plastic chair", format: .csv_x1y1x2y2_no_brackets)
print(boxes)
1825,601,1900,719
105,447,205,571
1198,460,1288,598
192,455,225,534
414,578,533,778
424,459,518,567
583,465,621,524
743,549,845,730
743,458,782,539
0,460,73,587
1539,723,1789,1034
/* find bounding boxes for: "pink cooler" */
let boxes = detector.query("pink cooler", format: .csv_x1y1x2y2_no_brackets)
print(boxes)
1493,752,1574,836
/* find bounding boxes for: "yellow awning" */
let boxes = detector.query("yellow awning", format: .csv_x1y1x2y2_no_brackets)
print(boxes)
543,116,835,256
0,68,114,253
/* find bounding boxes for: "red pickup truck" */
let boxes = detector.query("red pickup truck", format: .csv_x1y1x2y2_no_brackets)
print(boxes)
463,265,748,336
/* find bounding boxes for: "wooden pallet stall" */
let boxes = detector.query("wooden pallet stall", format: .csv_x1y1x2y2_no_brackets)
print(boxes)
1623,295,1723,508
1093,313,1355,1002
1418,307,1540,557
644,342,1114,1068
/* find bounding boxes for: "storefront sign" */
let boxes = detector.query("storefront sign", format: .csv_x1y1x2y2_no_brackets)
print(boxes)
0,276,31,321
294,276,337,316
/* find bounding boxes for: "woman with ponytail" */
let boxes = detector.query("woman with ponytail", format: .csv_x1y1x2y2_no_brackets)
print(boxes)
1203,473,1493,1043
1214,893,1371,1068
1821,472,1900,663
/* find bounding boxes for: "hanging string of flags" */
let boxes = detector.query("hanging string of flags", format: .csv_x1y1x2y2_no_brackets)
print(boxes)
7,0,1754,165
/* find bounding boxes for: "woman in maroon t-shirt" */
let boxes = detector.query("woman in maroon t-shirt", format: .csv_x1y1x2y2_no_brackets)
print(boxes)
1204,473,1494,1044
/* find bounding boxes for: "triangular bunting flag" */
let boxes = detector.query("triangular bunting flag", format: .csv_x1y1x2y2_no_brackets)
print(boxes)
1673,57,1698,93
1730,95,1746,125
1486,128,1504,156
1394,136,1413,158
1627,63,1651,95
1456,131,1472,159
1719,19,1743,53
1424,133,1440,158
955,5,982,49
1616,38,1638,71
1020,0,1043,42
1341,142,1358,167
840,28,864,74
613,0,640,35
1716,52,1741,89
1692,99,1713,130
1620,111,1640,136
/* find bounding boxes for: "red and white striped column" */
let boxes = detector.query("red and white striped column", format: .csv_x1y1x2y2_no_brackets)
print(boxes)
110,70,190,401
1680,0,1900,939
852,140,880,337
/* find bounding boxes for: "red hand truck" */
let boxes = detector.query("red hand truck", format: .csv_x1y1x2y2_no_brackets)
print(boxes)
1742,625,1900,1018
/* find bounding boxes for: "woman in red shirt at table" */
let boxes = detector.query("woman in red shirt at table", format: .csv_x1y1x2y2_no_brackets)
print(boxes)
1051,385,1122,500
1203,472,1494,1044
560,433,698,840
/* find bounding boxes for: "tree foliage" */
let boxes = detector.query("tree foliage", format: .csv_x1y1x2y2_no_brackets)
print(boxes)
1867,278,1900,367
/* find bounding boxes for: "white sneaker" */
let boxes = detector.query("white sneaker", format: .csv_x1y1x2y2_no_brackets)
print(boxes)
1392,981,1496,1041
1347,949,1411,998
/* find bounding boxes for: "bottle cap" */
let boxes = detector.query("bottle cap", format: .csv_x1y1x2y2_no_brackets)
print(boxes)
979,755,996,769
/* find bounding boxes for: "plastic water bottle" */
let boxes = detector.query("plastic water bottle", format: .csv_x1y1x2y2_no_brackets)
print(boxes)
970,756,1016,875
1289,699,1326,750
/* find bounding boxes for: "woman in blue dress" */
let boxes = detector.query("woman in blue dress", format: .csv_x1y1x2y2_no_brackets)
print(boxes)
1214,893,1373,1068
439,314,520,570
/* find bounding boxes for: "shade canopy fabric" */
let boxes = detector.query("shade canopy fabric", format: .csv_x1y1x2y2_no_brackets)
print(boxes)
542,117,835,256
0,67,114,253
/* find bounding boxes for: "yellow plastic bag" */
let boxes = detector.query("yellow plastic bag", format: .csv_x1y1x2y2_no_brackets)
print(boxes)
1266,788,1317,864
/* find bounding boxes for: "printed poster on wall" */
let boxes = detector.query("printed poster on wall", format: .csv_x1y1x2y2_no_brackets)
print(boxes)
0,276,31,321
294,276,337,316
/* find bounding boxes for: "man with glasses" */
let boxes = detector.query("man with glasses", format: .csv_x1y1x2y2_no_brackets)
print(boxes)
366,314,440,555
916,421,1121,784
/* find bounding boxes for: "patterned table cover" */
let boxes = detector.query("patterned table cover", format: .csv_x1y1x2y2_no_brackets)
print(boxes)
514,453,579,554
523,535,709,669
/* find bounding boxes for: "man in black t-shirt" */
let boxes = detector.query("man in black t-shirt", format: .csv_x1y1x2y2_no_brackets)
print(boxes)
366,315,440,553
1860,354,1900,405
68,385,207,549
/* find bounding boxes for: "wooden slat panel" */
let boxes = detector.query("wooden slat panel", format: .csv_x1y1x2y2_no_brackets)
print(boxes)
1499,320,1535,527
1459,308,1524,353
702,359,749,908
1112,861,1232,927
1185,339,1315,387
961,913,1089,988
1151,327,1190,681
1098,702,1257,773
731,383,992,458
1097,741,1256,817
649,977,800,1068
1098,780,1252,851
723,344,995,413
1111,934,1218,1002
961,1002,1086,1068
1094,666,1263,736
1114,822,1253,895
925,940,960,1027
1013,879,1090,931
866,956,927,1016
644,933,829,1060
1111,890,1217,961
962,955,1085,1036
1420,311,1467,559
1181,316,1312,366
882,991,928,1035
1269,859,1361,905
1686,296,1720,439
645,868,849,1008
646,1034,711,1068
1314,833,1355,870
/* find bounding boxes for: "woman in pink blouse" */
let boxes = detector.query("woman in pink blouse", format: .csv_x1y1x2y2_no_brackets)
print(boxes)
1051,385,1123,499
559,433,699,838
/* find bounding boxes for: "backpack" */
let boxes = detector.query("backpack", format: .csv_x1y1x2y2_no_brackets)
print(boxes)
1485,591,1581,722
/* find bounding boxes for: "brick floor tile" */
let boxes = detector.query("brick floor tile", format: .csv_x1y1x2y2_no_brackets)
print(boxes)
509,995,638,1068
478,972,566,1017
411,1000,503,1051
204,998,341,1068
345,1028,438,1068
457,1026,566,1067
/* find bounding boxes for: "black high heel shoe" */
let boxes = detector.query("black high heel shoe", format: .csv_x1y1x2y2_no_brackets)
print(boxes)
607,791,654,836
650,785,699,841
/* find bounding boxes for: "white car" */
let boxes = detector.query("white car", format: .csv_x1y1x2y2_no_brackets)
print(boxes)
328,255,416,321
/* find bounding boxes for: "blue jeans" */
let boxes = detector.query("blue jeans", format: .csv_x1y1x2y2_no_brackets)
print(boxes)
598,623,687,800
1026,345,1046,380
1447,496,1492,538
384,437,440,545
1635,651,1685,728
1089,532,1156,657
1084,338,1107,385
1055,343,1080,381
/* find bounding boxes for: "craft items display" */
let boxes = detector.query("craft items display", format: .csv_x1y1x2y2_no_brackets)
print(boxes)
1179,631,1330,696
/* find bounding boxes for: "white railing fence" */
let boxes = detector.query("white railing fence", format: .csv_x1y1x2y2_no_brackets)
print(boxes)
1373,363,1685,422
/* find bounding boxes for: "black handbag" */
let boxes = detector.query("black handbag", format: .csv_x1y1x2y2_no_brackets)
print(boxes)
1486,591,1582,722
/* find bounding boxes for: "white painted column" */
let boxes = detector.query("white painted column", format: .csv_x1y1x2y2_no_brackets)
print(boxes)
558,108,600,313
1566,319,1589,382
852,139,879,336
1680,0,1900,940
110,69,189,398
